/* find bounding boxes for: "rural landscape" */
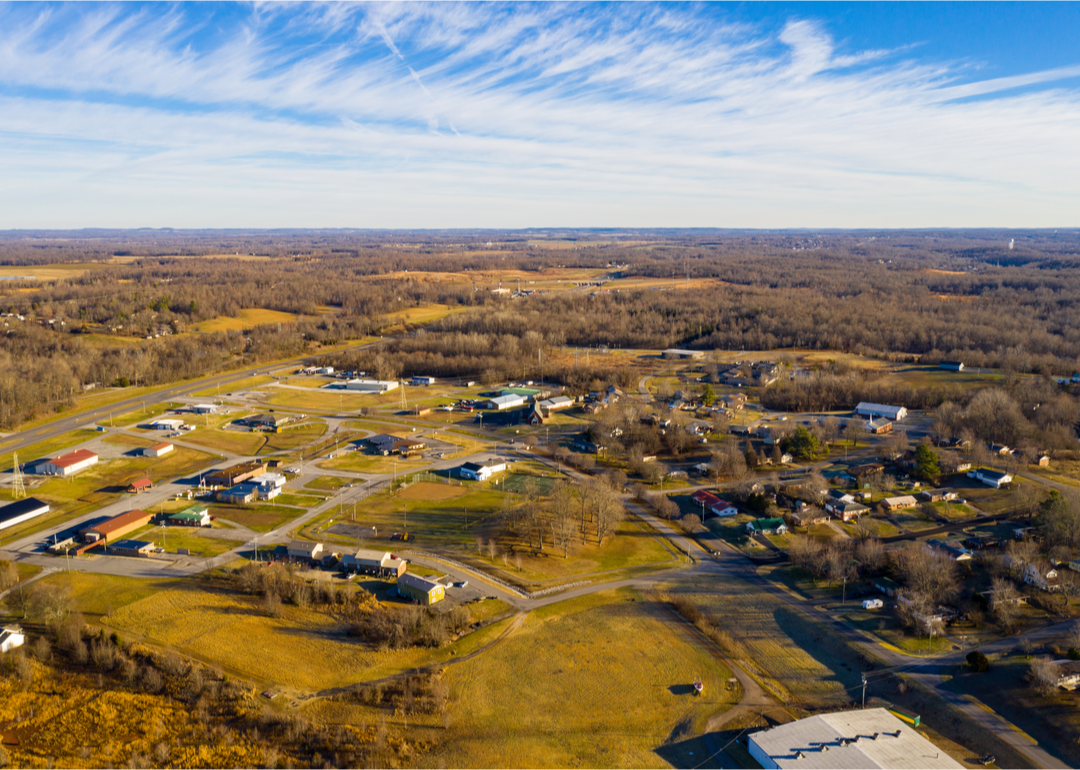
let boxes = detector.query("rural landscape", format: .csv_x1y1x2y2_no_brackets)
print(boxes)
3,1,1079,767
0,228,1077,768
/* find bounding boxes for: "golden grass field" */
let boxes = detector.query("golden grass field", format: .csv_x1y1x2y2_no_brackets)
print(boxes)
191,375,274,397
396,481,468,502
659,573,863,707
104,584,513,694
192,308,299,333
433,588,736,768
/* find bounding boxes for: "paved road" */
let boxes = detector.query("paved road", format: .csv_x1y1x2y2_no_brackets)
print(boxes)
0,337,383,464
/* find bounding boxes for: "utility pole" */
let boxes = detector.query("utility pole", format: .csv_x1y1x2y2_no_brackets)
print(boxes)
861,675,867,708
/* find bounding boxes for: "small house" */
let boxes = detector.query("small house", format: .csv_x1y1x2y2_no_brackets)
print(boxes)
397,573,445,605
1053,660,1080,690
921,488,958,502
287,540,324,562
926,539,973,562
1024,562,1061,592
831,502,868,521
967,468,1013,488
866,418,893,434
745,517,788,536
791,508,829,526
0,625,26,653
939,361,965,371
880,495,918,511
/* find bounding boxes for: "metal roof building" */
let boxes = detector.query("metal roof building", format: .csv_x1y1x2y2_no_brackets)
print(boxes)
0,497,50,531
748,708,964,769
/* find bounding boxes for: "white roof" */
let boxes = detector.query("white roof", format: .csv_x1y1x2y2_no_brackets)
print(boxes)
749,709,963,769
883,495,918,506
488,394,524,405
855,402,906,415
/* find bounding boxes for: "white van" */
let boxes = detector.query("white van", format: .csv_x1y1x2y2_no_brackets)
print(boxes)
862,599,884,610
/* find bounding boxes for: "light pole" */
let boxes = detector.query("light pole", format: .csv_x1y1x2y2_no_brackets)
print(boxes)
861,674,867,708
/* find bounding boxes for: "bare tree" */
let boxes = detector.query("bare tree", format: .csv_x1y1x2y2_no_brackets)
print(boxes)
548,483,578,558
1029,657,1060,696
990,577,1021,633
893,543,959,605
487,538,497,563
846,419,868,449
595,486,626,546
0,560,17,592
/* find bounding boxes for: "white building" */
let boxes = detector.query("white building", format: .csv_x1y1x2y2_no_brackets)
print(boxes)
143,442,174,458
0,497,50,531
854,402,908,421
326,379,399,393
967,468,1013,488
536,395,575,411
315,367,334,375
748,708,964,769
459,459,509,481
484,394,526,410
42,449,98,476
0,625,25,654
191,403,218,414
411,376,436,386
149,418,184,431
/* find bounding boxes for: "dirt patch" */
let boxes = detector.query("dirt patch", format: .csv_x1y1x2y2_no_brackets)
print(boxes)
396,481,468,502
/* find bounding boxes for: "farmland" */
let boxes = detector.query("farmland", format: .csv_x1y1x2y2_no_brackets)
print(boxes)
433,588,737,768
193,308,300,333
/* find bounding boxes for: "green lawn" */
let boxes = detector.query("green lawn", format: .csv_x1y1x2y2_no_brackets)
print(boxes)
274,492,328,508
304,475,353,491
318,451,430,475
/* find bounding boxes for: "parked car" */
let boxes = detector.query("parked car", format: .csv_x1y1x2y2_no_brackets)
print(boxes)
454,580,469,588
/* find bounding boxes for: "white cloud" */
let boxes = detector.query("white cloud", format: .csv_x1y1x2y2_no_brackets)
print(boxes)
0,2,1077,228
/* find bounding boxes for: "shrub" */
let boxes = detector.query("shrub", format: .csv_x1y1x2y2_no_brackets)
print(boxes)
966,650,990,672
1068,647,1080,661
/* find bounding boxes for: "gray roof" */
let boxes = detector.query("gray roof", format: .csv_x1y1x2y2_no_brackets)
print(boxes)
398,573,441,593
287,540,322,554
748,708,963,769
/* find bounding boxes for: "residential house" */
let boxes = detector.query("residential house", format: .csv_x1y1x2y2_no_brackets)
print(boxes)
745,517,788,535
1024,562,1062,592
921,488,958,503
866,418,893,434
791,507,830,526
0,625,25,653
287,540,324,563
397,573,445,605
968,468,1013,488
831,501,869,522
880,495,919,511
1052,661,1080,690
342,549,407,577
926,539,973,562
988,443,1011,456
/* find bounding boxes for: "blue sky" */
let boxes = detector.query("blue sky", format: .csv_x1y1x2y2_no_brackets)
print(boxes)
1,2,1078,228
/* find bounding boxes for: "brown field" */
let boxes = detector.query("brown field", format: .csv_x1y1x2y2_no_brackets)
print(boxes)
193,308,299,333
396,481,468,502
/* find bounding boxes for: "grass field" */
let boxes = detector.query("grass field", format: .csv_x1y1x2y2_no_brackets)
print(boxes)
105,402,178,428
274,492,328,508
661,572,868,707
193,308,299,333
208,503,306,533
304,475,353,491
127,524,245,558
180,422,265,456
266,387,387,412
319,451,430,475
192,374,275,397
257,420,327,454
103,581,513,693
434,588,737,768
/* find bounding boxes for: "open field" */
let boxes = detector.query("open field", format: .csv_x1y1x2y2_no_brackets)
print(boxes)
193,308,299,333
435,588,735,768
257,420,328,454
381,303,466,327
274,492,328,508
103,580,513,693
191,374,275,397
127,524,245,558
265,386,397,412
208,503,306,533
318,451,430,475
179,420,266,456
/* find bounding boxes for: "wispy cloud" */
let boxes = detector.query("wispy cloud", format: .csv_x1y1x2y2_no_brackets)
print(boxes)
0,2,1077,228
